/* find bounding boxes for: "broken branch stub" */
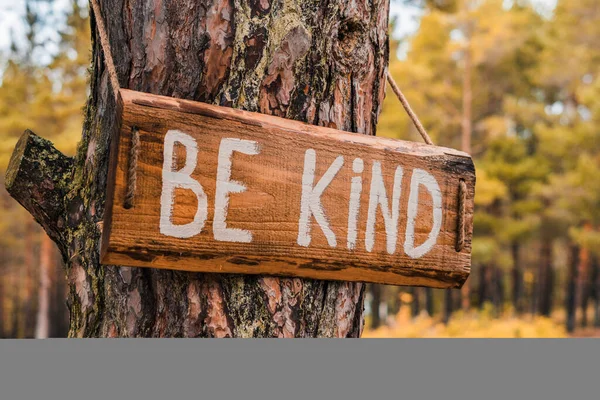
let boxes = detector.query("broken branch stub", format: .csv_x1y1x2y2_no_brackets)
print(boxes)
5,130,73,251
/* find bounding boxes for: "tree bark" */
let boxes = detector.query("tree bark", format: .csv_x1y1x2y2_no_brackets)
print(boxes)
6,0,390,337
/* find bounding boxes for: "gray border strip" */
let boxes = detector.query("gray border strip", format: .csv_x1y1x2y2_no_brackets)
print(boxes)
1,339,598,400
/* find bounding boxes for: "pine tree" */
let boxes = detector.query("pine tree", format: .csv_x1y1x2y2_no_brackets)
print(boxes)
1,0,90,337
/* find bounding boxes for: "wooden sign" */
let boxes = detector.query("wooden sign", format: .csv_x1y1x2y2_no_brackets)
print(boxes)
101,89,475,288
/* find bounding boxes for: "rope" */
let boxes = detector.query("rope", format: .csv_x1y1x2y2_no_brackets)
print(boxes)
90,0,120,101
91,0,141,208
386,72,434,145
386,72,467,251
456,180,467,252
124,127,140,209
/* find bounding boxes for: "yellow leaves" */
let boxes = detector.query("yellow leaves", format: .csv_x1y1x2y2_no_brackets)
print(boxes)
569,227,600,257
472,237,501,264
363,307,567,338
578,75,600,118
0,2,89,172
408,10,453,64
478,115,512,140
535,0,600,91
441,0,540,68
474,168,507,206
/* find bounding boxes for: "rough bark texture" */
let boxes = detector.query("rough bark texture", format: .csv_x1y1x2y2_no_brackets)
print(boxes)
5,132,73,256
6,0,390,337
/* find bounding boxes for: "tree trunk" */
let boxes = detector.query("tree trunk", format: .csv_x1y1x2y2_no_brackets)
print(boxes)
565,243,578,333
411,287,420,318
388,287,400,317
459,44,472,313
492,267,502,316
17,220,34,338
424,288,434,317
35,233,54,338
10,266,19,338
537,239,553,317
0,268,4,338
442,289,453,324
581,281,590,328
50,251,69,337
461,39,472,153
591,256,600,328
370,284,382,329
477,265,485,308
530,273,538,316
511,241,523,314
576,223,592,328
478,264,495,309
6,0,390,337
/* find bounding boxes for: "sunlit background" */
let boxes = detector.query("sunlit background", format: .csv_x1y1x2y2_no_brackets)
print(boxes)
1,0,598,338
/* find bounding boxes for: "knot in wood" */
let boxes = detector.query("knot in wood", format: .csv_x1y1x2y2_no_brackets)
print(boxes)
332,18,369,75
249,0,271,16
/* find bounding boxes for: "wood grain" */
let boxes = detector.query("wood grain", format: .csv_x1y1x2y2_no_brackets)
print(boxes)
101,89,475,288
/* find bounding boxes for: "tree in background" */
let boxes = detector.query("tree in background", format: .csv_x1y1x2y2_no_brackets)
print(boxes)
372,0,600,333
1,0,88,338
532,0,600,330
379,0,547,319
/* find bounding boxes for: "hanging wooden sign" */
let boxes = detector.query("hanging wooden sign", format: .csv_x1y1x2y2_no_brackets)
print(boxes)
100,89,475,288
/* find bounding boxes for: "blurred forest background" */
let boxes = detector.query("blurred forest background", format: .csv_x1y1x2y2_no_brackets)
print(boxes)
1,0,599,338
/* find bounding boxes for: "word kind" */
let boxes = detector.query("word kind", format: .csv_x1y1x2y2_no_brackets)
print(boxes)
160,130,442,260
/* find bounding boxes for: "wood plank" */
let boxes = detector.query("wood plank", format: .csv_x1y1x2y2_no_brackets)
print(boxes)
100,89,475,288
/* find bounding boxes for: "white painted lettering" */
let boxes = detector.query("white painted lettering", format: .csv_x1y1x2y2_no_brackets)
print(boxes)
365,162,404,254
404,168,442,259
160,130,208,238
214,138,260,243
297,149,344,248
347,158,364,250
